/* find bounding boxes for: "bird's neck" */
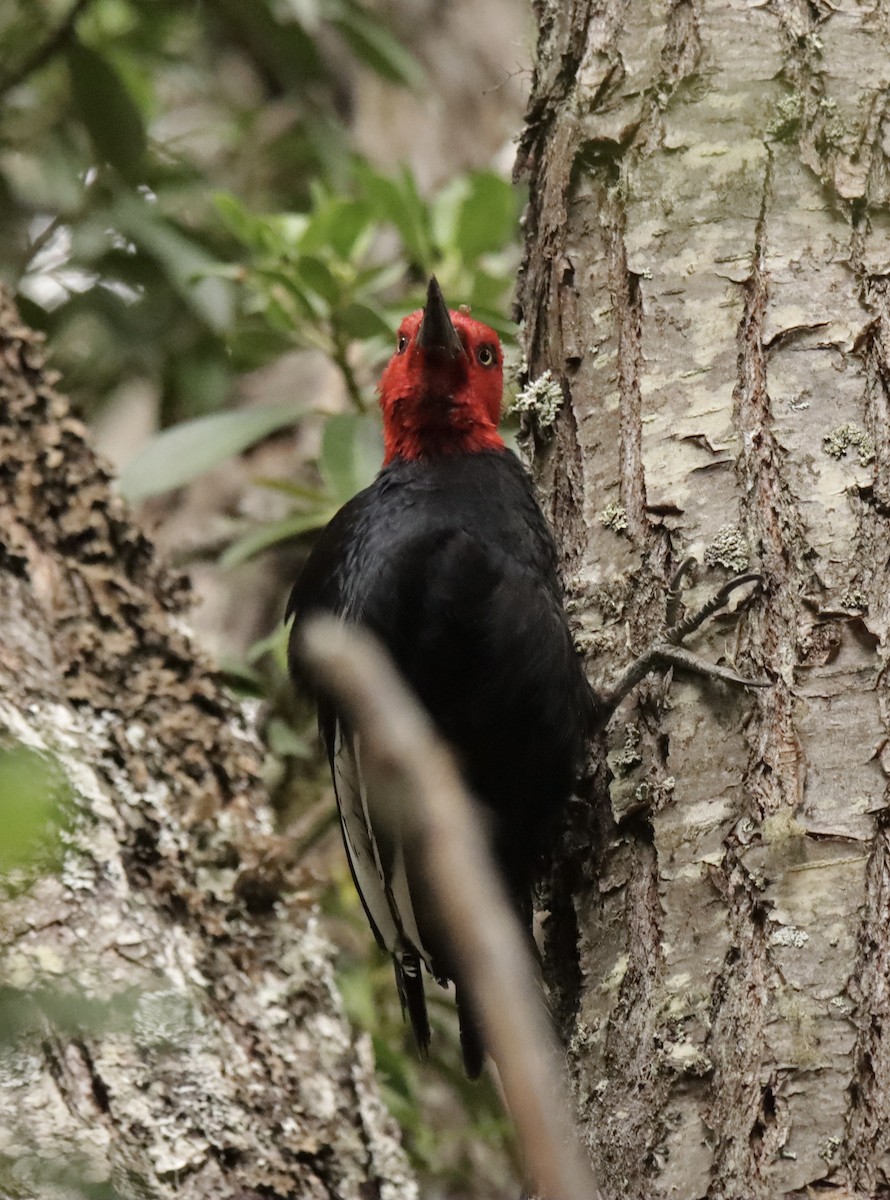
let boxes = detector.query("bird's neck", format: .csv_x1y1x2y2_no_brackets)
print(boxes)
381,395,504,464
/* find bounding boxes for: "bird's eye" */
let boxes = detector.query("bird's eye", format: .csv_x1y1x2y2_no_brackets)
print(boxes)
397,334,408,354
477,345,496,367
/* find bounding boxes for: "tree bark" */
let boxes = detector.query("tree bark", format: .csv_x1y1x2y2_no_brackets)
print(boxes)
0,287,415,1200
517,2,890,1198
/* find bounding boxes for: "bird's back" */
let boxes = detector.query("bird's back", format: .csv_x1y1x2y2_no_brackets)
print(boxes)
289,448,591,896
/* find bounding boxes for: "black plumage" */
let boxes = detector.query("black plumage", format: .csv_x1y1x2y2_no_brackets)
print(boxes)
287,448,593,1076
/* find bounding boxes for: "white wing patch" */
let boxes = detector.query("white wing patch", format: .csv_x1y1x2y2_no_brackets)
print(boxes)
332,722,429,970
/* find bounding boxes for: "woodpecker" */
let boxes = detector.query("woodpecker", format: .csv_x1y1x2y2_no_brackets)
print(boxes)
287,278,594,1076
286,278,769,1076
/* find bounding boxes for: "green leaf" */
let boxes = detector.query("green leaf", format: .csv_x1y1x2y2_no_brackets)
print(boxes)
221,507,337,568
214,194,294,255
253,476,327,503
297,255,341,306
216,657,264,694
337,963,379,1031
372,1031,415,1099
66,42,147,182
331,9,424,89
119,403,305,502
208,0,325,90
465,267,515,313
3,141,86,212
356,163,432,270
214,193,255,243
320,412,383,502
430,175,471,251
453,173,518,262
299,197,374,259
266,718,313,759
353,259,406,295
244,622,291,666
228,323,296,372
338,301,393,340
263,291,305,335
112,196,234,331
165,347,233,419
252,268,319,323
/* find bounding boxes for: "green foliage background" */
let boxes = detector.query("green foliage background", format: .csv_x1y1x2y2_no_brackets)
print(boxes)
0,1,525,1194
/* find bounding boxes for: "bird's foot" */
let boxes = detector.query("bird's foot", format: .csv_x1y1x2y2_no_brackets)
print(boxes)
596,557,772,719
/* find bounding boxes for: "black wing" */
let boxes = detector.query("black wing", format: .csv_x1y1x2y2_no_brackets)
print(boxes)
286,483,439,1054
286,451,593,1074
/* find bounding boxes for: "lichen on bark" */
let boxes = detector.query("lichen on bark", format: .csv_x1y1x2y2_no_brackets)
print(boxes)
0,287,415,1200
518,0,890,1196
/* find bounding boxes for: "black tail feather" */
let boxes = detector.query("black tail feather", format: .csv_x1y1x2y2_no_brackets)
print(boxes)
396,957,486,1076
394,954,430,1055
455,982,485,1079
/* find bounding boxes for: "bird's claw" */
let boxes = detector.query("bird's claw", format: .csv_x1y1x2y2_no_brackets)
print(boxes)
596,559,771,719
664,560,764,647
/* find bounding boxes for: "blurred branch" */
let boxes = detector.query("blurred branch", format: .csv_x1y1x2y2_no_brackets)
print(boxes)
21,210,64,261
332,330,368,413
0,0,93,101
300,617,601,1200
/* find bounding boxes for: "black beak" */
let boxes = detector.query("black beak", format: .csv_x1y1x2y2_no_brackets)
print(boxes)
416,277,466,358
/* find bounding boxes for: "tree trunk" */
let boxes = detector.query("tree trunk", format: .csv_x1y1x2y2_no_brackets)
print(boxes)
517,2,890,1197
0,287,415,1200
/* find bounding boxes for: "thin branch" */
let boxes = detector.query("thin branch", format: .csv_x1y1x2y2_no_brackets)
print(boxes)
17,212,66,285
331,329,368,413
300,617,600,1200
0,0,93,102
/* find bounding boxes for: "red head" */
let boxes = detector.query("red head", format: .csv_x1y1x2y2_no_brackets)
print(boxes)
378,277,505,464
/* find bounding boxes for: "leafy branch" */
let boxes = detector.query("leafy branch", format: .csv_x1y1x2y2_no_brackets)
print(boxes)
119,165,521,576
0,0,93,101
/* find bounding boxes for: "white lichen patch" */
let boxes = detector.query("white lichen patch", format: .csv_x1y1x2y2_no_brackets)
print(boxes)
820,1135,841,1163
634,781,652,805
665,972,692,993
299,1066,340,1123
125,724,147,750
352,1035,419,1200
306,1011,352,1057
769,924,810,949
762,810,806,844
599,954,629,994
818,97,845,146
599,502,629,533
0,686,414,1197
841,590,869,611
663,1039,710,1073
612,724,643,773
149,1133,208,1175
767,92,804,140
704,525,750,573
511,370,564,428
823,423,875,467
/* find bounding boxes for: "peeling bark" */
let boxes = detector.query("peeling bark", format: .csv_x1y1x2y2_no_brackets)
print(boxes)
0,288,415,1200
518,1,890,1196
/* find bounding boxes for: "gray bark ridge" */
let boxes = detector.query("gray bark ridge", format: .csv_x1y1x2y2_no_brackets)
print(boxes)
518,1,890,1198
0,287,415,1200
